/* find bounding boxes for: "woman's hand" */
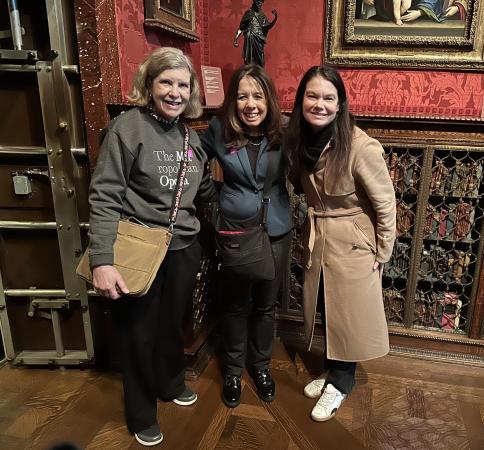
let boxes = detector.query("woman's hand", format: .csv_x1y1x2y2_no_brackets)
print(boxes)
401,9,422,21
444,6,459,17
92,265,129,299
373,261,384,278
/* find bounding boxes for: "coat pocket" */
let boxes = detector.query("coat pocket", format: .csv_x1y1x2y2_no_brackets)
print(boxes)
353,218,376,254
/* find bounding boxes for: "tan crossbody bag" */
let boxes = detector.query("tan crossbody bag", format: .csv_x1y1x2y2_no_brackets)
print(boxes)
76,125,190,296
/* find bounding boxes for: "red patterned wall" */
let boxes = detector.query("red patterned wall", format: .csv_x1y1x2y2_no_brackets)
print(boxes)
82,0,484,126
119,0,483,120
205,0,324,111
341,69,484,120
112,0,325,112
114,0,204,100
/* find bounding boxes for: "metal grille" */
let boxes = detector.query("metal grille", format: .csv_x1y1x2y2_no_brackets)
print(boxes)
383,147,424,326
413,149,483,333
192,256,212,336
191,197,216,337
283,144,483,339
287,187,306,313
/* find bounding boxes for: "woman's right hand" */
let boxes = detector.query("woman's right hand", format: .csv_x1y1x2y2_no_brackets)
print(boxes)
92,265,129,299
401,9,422,21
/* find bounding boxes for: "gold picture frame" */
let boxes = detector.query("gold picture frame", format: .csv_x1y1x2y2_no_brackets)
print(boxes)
325,0,484,70
144,0,198,41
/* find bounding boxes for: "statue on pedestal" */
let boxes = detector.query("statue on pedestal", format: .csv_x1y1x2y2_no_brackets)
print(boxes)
233,0,278,67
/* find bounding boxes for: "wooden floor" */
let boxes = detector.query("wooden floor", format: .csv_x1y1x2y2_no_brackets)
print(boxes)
1,339,483,450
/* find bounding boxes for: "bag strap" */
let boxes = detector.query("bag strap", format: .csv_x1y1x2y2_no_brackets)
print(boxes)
261,149,278,226
168,124,190,231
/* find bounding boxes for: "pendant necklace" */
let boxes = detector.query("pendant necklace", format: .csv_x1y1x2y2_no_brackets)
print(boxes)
247,136,264,146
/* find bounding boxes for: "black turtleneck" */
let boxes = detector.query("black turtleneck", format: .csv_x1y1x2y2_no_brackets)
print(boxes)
145,103,181,131
300,126,333,171
244,134,264,176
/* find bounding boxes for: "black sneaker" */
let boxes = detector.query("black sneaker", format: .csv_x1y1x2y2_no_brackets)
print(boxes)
134,423,163,447
253,369,275,402
172,387,198,406
222,373,241,408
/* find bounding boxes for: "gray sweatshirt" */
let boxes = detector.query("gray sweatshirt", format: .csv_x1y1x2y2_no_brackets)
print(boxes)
88,107,214,267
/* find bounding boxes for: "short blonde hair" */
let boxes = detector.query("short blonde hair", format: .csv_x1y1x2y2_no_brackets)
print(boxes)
128,47,202,119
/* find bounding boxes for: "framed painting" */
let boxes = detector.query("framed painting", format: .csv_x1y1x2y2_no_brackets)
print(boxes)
325,0,484,69
144,0,198,41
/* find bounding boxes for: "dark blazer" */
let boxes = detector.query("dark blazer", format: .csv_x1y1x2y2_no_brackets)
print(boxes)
201,117,292,237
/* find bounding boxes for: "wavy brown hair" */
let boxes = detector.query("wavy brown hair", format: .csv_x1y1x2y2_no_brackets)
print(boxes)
284,65,355,186
221,64,281,150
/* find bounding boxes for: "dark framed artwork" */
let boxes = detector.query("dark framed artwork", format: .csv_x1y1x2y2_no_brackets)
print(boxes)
325,0,484,69
144,0,198,41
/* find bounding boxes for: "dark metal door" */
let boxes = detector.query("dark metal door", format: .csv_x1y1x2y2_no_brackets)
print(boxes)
0,0,93,366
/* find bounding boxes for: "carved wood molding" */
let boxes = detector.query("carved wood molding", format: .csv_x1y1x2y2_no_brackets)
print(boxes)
356,117,484,147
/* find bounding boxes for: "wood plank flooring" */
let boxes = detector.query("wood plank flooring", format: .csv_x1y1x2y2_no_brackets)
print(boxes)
0,339,483,449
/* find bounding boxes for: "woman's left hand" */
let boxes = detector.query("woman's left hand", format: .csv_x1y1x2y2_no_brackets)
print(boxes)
373,260,383,277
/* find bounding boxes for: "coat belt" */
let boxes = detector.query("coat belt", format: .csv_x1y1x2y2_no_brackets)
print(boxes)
306,206,364,270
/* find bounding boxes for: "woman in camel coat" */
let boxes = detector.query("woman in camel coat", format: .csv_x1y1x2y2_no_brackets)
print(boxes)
285,65,396,422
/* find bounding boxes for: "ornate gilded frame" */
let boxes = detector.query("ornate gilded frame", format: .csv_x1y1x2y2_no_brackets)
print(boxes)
325,0,484,69
144,0,198,41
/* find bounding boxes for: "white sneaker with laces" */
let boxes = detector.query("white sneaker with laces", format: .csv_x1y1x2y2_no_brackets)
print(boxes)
311,383,347,422
303,372,328,399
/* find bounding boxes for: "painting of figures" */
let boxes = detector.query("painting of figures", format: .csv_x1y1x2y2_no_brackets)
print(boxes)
353,0,469,37
325,0,483,69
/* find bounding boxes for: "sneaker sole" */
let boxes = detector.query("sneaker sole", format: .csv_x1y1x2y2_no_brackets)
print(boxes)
311,411,336,422
135,433,163,446
172,394,198,406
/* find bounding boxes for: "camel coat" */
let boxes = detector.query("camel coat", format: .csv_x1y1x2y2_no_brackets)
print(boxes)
293,127,396,361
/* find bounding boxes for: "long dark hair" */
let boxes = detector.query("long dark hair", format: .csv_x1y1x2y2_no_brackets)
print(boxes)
284,65,354,185
221,64,281,150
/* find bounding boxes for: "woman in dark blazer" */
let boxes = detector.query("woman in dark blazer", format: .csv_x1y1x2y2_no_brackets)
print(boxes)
201,64,292,408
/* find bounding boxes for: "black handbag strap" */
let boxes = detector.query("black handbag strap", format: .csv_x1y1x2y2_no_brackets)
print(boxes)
261,149,278,226
168,124,190,231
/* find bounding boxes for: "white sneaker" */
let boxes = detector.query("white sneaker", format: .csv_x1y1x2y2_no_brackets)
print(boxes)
303,373,328,399
311,383,347,422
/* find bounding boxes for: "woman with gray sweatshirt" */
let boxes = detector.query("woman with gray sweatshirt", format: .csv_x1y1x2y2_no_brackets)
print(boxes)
88,47,215,447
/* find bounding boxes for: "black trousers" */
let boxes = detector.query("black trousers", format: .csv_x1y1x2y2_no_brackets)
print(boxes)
317,275,357,395
115,239,202,433
220,232,291,376
324,355,356,395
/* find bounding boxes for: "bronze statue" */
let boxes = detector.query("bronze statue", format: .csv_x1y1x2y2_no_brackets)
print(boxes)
233,0,278,67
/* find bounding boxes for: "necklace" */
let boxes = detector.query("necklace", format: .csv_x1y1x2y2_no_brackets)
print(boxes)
146,104,179,129
247,136,264,146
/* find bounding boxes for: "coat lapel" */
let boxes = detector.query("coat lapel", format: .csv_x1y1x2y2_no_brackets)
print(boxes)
306,168,323,208
308,140,333,206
